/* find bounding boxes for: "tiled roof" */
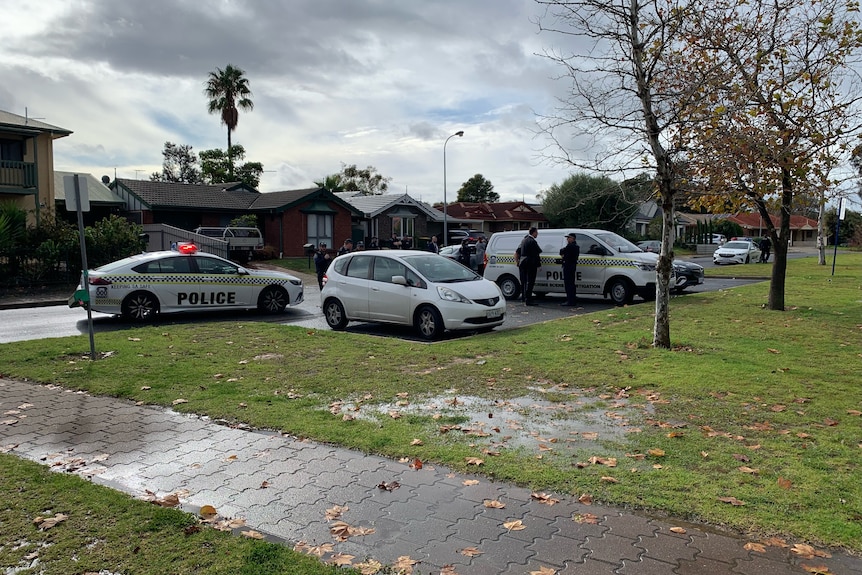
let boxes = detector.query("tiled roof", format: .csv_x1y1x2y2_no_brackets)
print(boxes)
445,201,547,222
249,188,321,210
114,178,260,210
54,172,125,205
728,212,818,230
0,109,72,136
337,193,442,219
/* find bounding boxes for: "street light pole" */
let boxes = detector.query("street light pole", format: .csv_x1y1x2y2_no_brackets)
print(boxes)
443,130,464,246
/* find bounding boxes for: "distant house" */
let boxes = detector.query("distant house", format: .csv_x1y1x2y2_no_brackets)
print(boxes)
442,201,549,235
53,172,125,226
726,212,818,245
0,109,72,226
109,179,362,257
335,192,447,248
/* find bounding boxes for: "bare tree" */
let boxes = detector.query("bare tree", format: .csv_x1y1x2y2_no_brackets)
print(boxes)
534,0,703,348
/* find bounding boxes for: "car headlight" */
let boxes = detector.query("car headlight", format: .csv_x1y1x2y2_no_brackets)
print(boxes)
437,286,472,303
636,263,657,271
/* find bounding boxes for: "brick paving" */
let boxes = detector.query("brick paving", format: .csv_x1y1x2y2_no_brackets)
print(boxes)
1,377,859,574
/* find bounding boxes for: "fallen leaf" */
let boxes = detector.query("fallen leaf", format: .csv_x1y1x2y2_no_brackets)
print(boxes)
377,481,400,491
717,496,746,506
847,410,862,416
325,505,348,520
391,555,418,574
440,565,460,575
647,448,665,457
767,348,781,354
307,543,335,556
669,527,686,534
791,543,831,559
409,458,423,470
744,542,767,553
459,547,483,557
33,513,68,529
762,537,790,548
531,492,560,506
140,386,151,390
771,404,786,412
463,479,480,486
503,519,526,531
326,553,355,566
465,457,484,466
171,398,188,405
801,564,834,574
260,480,270,489
778,477,793,490
573,513,600,524
484,499,506,509
355,559,384,575
738,466,759,474
733,453,751,463
241,530,265,539
529,566,557,575
411,438,424,446
578,493,593,505
600,476,619,483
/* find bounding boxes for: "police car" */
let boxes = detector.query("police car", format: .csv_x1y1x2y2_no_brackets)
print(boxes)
68,243,303,320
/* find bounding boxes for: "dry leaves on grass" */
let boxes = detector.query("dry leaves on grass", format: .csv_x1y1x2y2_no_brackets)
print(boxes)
33,513,68,530
717,496,746,506
465,457,484,466
577,493,593,505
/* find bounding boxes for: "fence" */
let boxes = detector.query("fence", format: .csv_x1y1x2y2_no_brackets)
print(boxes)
142,224,229,259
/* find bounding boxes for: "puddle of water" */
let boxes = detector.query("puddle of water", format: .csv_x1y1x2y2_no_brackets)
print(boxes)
333,385,654,461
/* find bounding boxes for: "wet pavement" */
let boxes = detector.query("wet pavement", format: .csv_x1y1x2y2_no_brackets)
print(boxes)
2,377,860,574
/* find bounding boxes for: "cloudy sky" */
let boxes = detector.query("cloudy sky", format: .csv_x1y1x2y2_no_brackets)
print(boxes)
0,0,589,204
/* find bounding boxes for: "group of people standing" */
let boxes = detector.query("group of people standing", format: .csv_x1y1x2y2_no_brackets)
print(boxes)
516,227,579,306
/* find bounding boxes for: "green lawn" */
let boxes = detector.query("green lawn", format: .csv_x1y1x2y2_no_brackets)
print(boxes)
1,253,860,568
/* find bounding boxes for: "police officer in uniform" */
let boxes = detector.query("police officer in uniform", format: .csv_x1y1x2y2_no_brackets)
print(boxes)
559,233,580,306
518,227,542,305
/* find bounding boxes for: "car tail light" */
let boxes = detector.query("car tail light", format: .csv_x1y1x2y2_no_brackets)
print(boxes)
88,277,112,285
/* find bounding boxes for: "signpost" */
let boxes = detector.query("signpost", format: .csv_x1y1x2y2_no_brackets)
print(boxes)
64,174,96,360
831,197,846,276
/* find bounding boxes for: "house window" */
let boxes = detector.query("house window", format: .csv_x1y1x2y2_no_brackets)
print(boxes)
391,216,414,238
308,214,333,248
0,139,25,162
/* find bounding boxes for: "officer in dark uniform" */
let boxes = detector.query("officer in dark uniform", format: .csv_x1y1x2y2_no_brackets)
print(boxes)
518,227,542,305
559,232,580,306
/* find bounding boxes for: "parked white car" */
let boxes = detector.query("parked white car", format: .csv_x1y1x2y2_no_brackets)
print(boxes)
321,250,506,339
713,241,762,265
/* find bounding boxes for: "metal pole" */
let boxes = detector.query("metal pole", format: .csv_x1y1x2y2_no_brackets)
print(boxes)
443,130,463,247
74,175,97,360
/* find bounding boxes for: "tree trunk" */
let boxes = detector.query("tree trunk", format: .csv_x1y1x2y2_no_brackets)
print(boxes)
653,193,673,348
767,168,793,310
227,128,233,179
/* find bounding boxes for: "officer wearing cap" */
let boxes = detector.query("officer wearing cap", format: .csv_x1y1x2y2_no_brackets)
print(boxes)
559,233,580,306
337,238,354,256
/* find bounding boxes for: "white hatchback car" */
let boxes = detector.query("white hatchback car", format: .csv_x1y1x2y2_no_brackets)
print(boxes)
713,241,762,265
321,250,506,339
68,243,304,320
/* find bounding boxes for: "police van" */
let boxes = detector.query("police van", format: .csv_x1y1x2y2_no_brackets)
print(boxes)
483,229,670,305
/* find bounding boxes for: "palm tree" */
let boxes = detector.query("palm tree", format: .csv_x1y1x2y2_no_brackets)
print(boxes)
204,64,254,178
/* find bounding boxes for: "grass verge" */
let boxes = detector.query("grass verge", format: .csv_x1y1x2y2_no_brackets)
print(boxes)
0,454,349,574
1,254,860,553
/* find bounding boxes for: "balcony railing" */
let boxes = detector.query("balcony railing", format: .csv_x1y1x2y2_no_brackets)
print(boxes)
0,160,37,188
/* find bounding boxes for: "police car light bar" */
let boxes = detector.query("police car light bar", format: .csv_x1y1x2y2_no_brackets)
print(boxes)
177,243,198,254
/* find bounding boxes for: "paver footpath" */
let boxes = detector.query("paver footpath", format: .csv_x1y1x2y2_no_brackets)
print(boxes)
1,378,859,574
